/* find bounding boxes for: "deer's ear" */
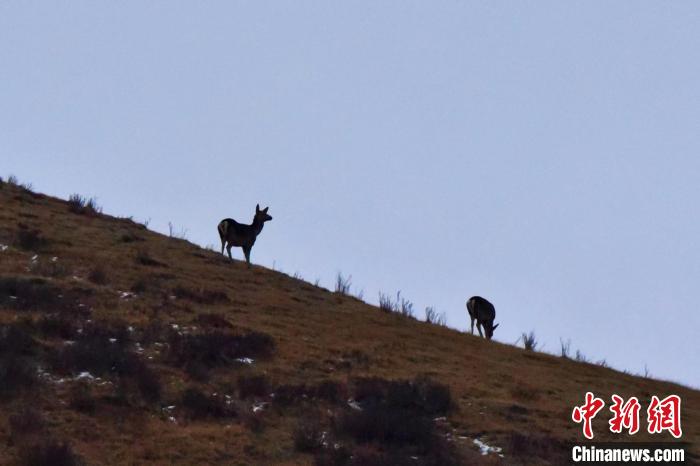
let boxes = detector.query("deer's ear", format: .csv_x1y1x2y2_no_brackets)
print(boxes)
492,323,499,331
263,206,269,213
256,204,260,212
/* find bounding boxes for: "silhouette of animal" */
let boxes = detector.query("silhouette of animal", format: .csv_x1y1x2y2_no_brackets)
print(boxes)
217,204,272,267
466,296,499,340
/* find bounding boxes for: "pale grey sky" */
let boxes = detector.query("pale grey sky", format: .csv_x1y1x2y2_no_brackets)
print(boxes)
2,2,698,388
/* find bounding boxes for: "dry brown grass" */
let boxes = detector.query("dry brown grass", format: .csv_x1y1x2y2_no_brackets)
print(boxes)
0,182,698,465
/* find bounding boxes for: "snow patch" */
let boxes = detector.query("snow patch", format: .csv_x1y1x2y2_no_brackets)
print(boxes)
473,438,503,457
236,357,254,365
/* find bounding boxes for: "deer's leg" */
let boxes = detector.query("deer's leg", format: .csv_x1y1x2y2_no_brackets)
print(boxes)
243,246,251,268
226,244,233,260
476,322,484,338
220,238,226,255
470,317,475,334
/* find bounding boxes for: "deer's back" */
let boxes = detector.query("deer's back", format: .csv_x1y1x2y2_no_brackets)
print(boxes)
467,296,495,322
219,218,256,246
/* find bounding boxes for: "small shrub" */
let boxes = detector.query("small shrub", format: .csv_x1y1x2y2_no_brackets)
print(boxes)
130,275,162,294
181,387,236,419
334,273,352,295
293,415,325,452
8,174,18,185
19,439,84,466
559,338,571,358
237,374,270,399
168,222,188,239
173,285,229,305
424,307,446,326
67,194,101,215
87,265,109,285
575,349,588,362
378,291,415,318
135,249,166,267
15,229,48,252
520,331,538,351
69,381,96,414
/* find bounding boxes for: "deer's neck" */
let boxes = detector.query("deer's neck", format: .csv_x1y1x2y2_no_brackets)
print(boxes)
252,218,265,236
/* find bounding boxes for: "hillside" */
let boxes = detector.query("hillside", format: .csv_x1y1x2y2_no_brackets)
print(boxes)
0,179,697,465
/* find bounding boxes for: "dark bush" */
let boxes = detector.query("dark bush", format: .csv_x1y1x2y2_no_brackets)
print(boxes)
181,387,236,419
173,285,229,305
9,406,45,437
338,406,433,446
274,380,345,406
67,194,101,215
196,312,233,329
0,277,62,312
237,374,270,399
293,415,325,452
167,330,275,369
69,381,96,414
0,325,40,400
35,314,79,340
87,265,109,285
15,229,48,252
353,376,453,416
19,439,84,466
135,249,166,267
51,322,160,403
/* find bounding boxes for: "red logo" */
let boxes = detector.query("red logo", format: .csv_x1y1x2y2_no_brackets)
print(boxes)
647,395,682,438
572,393,682,439
572,392,606,439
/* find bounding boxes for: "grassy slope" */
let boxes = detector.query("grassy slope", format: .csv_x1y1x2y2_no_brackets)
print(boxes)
0,182,697,465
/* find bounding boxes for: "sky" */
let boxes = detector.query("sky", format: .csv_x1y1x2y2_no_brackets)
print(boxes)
1,2,699,388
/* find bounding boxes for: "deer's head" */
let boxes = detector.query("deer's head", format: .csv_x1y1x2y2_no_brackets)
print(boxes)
255,204,273,223
485,322,499,340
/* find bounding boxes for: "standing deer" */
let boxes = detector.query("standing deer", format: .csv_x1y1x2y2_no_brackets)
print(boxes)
466,296,499,340
217,204,272,267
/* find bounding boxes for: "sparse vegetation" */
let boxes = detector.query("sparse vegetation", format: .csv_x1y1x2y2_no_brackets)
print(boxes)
69,381,96,414
334,272,352,295
559,338,571,358
87,265,109,285
575,349,588,362
135,249,166,267
424,306,446,326
293,415,325,452
0,325,40,400
167,330,275,371
15,228,48,251
520,331,538,351
173,285,229,305
237,373,270,399
181,387,236,419
378,291,415,318
19,439,84,466
68,193,101,215
50,320,161,403
168,221,188,239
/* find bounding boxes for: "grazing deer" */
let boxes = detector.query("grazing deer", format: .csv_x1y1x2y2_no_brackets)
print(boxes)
466,296,499,340
217,204,272,267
